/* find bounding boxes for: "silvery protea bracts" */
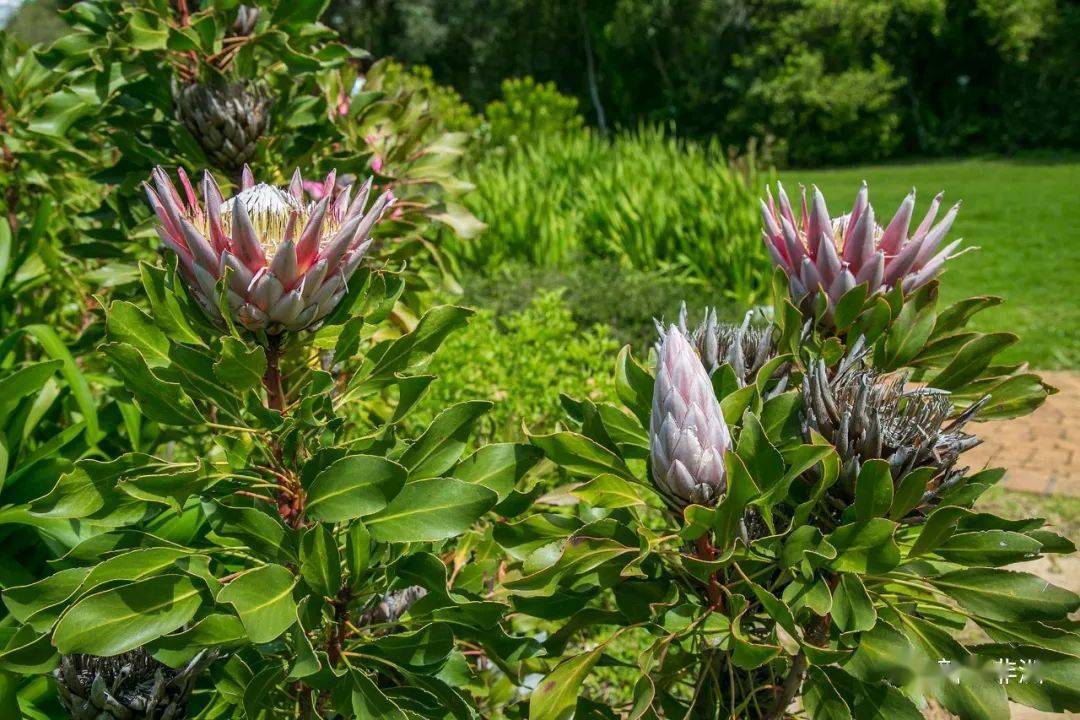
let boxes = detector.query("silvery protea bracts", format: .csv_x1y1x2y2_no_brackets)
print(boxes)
678,304,788,395
803,361,984,509
145,165,393,334
55,649,215,720
762,182,964,317
650,324,732,508
175,80,269,175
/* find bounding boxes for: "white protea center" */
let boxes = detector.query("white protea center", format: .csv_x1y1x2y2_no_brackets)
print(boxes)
217,183,338,259
145,164,393,334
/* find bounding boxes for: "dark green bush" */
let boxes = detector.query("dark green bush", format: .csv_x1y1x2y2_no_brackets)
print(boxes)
460,260,739,353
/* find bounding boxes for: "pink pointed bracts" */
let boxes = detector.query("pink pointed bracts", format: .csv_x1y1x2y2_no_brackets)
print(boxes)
761,182,963,313
650,324,732,508
144,165,394,334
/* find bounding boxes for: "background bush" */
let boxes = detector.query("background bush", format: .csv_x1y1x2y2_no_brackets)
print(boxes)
326,0,1080,165
416,291,619,444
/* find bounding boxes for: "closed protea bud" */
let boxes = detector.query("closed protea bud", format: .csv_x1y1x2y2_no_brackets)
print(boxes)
175,80,270,176
229,5,260,37
762,182,964,321
144,165,393,334
55,649,215,720
803,360,984,510
678,304,788,395
650,324,732,508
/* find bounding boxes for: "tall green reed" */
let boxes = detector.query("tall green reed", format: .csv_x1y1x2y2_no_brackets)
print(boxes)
451,126,771,305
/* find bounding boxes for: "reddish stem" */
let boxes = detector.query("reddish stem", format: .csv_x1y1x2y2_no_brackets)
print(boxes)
694,534,725,611
263,334,286,412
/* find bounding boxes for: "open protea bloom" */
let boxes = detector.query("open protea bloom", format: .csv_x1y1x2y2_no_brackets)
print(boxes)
650,324,731,508
145,165,393,334
762,182,963,315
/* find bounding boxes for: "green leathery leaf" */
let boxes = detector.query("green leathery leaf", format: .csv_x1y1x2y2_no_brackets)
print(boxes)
299,523,341,598
877,282,938,370
398,400,492,479
615,345,653,428
529,643,605,720
802,667,852,719
572,473,646,508
974,644,1080,713
202,501,295,563
528,429,635,482
103,342,202,425
854,460,892,520
736,412,785,492
367,477,497,543
217,564,298,644
909,505,971,557
822,666,922,720
305,455,407,523
831,574,876,633
350,667,407,720
106,300,171,368
713,453,758,550
150,614,246,668
928,569,1080,622
936,530,1042,566
889,467,934,520
826,519,900,574
454,443,544,501
53,575,203,655
214,337,267,391
139,262,204,345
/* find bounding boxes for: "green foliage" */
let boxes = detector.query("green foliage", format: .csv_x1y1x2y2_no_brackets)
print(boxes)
493,268,1072,718
452,126,769,305
419,292,619,444
1,260,528,717
482,76,583,148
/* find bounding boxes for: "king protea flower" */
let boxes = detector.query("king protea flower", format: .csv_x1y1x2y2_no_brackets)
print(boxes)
650,324,731,508
144,165,393,334
762,182,963,316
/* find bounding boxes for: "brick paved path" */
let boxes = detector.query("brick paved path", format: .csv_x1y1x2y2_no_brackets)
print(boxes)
966,371,1079,497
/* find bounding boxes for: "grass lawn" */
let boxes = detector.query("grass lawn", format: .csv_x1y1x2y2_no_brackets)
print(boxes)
780,156,1080,369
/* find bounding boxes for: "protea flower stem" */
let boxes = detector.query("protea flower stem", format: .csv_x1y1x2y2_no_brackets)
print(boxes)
263,333,285,412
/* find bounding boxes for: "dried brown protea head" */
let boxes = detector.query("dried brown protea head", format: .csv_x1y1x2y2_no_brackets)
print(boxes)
175,80,270,176
55,648,216,720
677,304,791,397
802,360,984,508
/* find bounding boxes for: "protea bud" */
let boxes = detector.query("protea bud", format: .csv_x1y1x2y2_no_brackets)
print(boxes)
229,5,260,37
175,80,270,175
678,304,788,395
762,182,964,319
144,165,393,334
55,649,215,720
803,360,984,510
650,324,732,508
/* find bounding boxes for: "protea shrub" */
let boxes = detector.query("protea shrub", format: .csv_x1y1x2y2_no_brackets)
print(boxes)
55,649,215,720
144,165,393,335
762,182,964,320
650,323,731,507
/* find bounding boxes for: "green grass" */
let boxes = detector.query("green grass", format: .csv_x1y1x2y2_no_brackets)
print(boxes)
781,156,1080,369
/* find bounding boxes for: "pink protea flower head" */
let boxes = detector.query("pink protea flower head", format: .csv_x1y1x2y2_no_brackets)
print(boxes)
762,182,963,318
144,164,394,335
650,324,732,508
